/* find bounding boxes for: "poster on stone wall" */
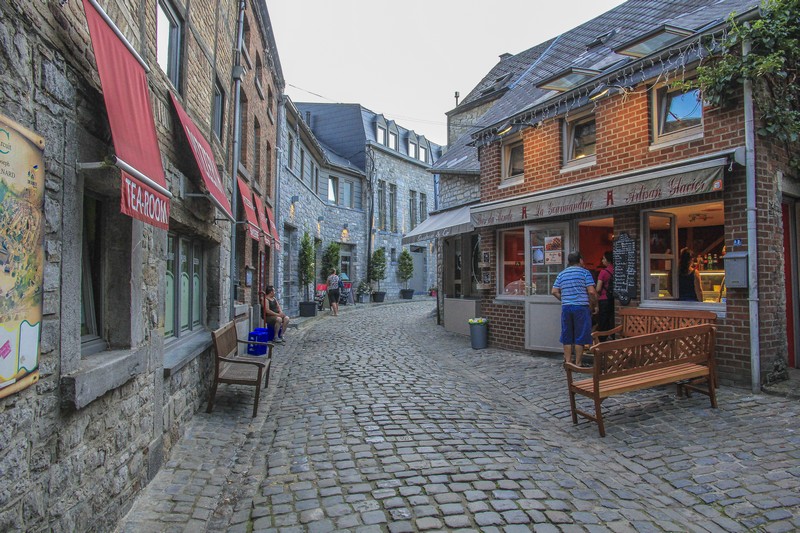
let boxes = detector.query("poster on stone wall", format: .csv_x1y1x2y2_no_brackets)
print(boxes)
0,114,45,399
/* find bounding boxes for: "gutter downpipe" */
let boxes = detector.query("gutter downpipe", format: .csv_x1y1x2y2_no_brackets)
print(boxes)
743,38,761,393
229,0,246,319
274,96,285,291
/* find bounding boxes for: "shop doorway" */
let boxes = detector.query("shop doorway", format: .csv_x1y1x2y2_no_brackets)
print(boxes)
578,217,615,283
782,200,799,368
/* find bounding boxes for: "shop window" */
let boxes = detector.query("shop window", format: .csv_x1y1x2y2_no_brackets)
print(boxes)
156,0,182,89
499,229,526,295
389,131,398,150
80,194,132,356
528,225,568,296
377,126,386,145
653,86,703,145
564,114,596,166
165,234,204,339
643,202,725,304
502,138,524,183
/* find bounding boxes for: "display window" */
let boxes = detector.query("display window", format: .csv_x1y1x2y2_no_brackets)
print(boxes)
642,201,725,304
528,225,569,296
499,229,525,295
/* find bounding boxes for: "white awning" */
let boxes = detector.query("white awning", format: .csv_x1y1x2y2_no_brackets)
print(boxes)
402,204,474,244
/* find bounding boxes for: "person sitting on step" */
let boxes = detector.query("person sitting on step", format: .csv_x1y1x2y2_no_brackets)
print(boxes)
261,285,289,343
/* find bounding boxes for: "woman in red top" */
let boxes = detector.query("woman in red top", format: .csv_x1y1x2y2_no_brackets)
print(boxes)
595,251,615,341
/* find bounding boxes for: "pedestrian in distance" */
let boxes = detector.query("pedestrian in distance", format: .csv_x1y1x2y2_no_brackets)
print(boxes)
595,250,615,341
551,251,598,367
261,285,289,343
678,247,704,302
326,268,340,316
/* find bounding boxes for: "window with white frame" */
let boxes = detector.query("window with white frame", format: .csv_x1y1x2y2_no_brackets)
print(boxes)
156,0,182,89
377,126,386,145
419,145,427,163
653,85,703,145
389,132,398,150
212,78,224,140
165,234,204,339
502,138,524,182
408,142,417,159
564,114,596,165
327,176,339,204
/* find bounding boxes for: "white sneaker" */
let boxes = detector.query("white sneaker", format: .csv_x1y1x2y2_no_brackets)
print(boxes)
274,337,285,344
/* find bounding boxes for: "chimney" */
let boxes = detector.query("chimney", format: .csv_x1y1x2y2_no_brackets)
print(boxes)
305,111,311,127
499,53,512,60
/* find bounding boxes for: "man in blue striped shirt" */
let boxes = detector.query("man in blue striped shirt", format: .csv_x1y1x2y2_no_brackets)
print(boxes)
552,251,598,366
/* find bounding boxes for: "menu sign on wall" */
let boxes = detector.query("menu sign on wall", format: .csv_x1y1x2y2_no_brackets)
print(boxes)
612,232,637,305
0,114,44,399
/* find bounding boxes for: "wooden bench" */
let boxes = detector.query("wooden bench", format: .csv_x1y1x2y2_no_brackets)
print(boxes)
565,324,718,437
207,321,273,417
592,307,717,344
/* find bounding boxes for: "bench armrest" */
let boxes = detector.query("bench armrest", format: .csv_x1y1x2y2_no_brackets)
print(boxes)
591,326,622,340
219,356,266,368
564,362,593,374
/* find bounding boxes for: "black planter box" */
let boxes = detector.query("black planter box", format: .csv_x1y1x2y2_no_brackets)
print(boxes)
299,301,317,317
372,291,386,303
400,289,414,299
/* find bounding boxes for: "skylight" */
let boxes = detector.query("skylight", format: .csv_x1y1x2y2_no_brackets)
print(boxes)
614,25,694,58
537,67,601,92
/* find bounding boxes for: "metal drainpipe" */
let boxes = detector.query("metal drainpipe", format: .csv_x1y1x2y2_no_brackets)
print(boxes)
743,38,761,393
273,96,285,291
229,0,246,319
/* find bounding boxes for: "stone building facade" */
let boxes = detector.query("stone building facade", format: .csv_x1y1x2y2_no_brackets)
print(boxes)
0,0,282,530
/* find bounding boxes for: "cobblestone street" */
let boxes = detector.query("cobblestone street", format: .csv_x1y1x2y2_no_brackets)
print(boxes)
118,301,800,533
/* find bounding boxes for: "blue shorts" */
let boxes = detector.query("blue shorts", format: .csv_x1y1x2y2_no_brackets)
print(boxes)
560,305,593,345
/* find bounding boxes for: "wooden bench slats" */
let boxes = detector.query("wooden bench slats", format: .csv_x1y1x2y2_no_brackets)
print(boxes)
573,362,709,397
567,323,718,437
207,321,273,417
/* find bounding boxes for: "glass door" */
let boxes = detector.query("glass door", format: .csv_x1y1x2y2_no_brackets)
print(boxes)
644,211,677,299
526,223,570,297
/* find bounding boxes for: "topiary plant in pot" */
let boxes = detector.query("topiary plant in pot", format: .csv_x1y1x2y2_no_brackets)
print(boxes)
297,231,317,316
369,247,387,302
398,248,414,299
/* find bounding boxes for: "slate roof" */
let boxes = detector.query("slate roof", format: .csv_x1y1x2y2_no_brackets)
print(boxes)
433,0,759,174
296,102,443,173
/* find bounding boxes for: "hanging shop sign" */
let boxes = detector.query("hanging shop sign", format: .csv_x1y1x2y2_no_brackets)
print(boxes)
471,159,726,227
0,114,45,399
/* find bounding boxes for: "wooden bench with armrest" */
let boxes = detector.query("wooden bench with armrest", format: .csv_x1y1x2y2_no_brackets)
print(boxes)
207,320,273,418
566,324,718,437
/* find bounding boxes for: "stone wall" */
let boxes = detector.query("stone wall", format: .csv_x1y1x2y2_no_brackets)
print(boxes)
439,173,480,211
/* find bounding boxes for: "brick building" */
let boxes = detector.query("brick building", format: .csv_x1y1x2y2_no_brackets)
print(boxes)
0,0,282,529
429,0,798,389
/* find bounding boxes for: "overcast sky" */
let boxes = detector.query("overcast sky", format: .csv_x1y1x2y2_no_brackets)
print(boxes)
267,0,627,146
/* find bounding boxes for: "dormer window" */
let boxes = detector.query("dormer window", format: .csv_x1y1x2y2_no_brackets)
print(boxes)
614,25,693,58
408,141,417,159
537,67,600,92
388,131,397,150
377,126,386,145
419,145,427,163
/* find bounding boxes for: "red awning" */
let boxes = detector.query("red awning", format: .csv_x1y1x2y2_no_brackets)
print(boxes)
82,0,170,230
237,178,261,241
265,205,282,251
169,93,233,221
252,195,272,244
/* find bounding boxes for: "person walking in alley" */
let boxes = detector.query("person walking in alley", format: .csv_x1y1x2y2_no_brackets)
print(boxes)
261,286,289,343
326,268,341,316
552,251,598,366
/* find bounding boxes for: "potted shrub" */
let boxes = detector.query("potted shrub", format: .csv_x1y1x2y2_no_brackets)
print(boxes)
369,248,387,302
297,231,317,317
356,280,372,304
398,248,414,299
320,242,341,283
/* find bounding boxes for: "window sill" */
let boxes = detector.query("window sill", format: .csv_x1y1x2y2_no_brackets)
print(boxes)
638,299,725,318
560,156,596,174
649,130,704,151
61,346,148,410
163,330,213,378
492,295,526,305
499,176,524,189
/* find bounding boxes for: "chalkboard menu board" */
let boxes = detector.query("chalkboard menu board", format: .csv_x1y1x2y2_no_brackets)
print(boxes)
612,232,637,305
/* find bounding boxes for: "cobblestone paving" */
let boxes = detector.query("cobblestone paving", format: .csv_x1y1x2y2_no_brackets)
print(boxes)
118,301,800,532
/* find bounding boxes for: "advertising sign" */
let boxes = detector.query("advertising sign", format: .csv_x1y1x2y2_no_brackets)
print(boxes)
0,114,45,399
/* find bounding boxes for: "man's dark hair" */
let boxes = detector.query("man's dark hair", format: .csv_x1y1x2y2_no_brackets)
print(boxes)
265,285,274,294
567,251,582,266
